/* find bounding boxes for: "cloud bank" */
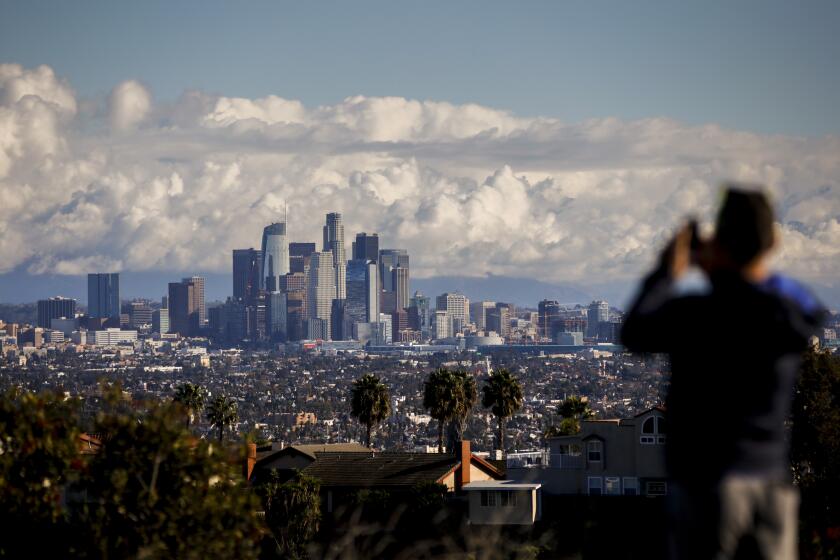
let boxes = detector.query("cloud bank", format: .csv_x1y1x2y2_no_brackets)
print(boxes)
1,63,838,298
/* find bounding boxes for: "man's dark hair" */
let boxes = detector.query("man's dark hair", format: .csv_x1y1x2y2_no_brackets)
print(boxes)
715,186,775,266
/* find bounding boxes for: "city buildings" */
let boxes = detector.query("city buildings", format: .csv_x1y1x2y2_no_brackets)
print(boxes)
470,300,496,332
87,273,120,319
346,259,379,326
379,249,409,292
36,297,76,328
538,300,561,340
168,278,204,337
436,292,469,335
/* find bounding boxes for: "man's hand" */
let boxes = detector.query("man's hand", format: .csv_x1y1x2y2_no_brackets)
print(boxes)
659,223,694,280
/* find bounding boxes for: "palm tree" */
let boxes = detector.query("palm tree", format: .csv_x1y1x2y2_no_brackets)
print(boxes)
350,374,391,448
481,369,524,457
556,395,594,435
173,382,207,429
424,368,458,453
448,370,477,452
206,395,238,443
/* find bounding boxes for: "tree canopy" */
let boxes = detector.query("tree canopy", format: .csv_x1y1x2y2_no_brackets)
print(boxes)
481,369,524,456
350,374,391,447
206,394,239,443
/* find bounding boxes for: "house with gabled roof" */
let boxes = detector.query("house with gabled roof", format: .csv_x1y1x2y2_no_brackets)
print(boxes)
510,406,668,497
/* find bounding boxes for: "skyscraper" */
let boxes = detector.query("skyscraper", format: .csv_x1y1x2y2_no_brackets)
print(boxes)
408,291,432,338
378,249,409,292
306,251,335,339
182,276,206,326
87,273,120,319
436,292,469,334
470,300,496,332
262,222,289,292
289,242,316,274
587,300,610,338
346,259,379,327
538,300,562,340
352,232,379,261
323,213,346,299
392,266,410,310
266,291,287,342
168,281,195,337
37,297,76,328
233,249,263,303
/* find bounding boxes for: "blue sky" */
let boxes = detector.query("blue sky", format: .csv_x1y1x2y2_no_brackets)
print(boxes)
2,0,839,135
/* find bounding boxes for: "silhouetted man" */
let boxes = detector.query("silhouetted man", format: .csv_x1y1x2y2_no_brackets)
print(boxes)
622,186,825,560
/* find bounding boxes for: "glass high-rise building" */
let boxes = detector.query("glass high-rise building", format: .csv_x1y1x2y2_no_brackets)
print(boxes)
323,213,346,299
346,259,379,327
182,276,206,326
306,251,336,339
168,281,195,336
392,266,410,310
352,232,379,261
232,249,263,303
87,273,120,319
587,300,610,338
289,242,316,274
262,222,289,292
378,249,409,292
37,297,76,328
538,300,562,340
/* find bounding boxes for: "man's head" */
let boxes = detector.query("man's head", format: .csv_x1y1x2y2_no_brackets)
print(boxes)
713,186,776,268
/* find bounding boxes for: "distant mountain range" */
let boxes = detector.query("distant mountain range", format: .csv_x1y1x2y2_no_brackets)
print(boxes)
0,269,836,311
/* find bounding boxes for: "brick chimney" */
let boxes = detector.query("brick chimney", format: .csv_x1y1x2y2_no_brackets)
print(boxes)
457,440,471,489
244,442,257,482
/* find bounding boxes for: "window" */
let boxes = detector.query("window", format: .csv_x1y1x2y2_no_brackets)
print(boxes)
500,492,509,507
587,440,602,462
622,477,639,496
646,481,668,496
481,490,517,507
487,491,497,506
588,477,603,496
480,490,488,507
605,476,621,495
641,415,666,445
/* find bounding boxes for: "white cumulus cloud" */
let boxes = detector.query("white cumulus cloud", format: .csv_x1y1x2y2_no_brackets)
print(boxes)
0,63,839,304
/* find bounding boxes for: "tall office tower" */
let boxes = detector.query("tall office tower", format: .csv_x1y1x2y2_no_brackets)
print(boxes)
285,290,306,341
232,249,263,303
330,299,348,341
408,291,432,338
262,222,289,292
487,302,514,338
247,303,267,340
434,310,451,339
390,309,408,336
306,251,336,339
538,300,562,340
323,213,346,299
266,292,288,342
352,232,379,261
587,300,610,338
168,281,196,336
392,266,410,310
378,249,409,292
469,300,496,332
289,242,317,274
152,307,169,334
182,276,206,327
346,259,379,327
128,300,154,329
436,293,469,333
378,313,393,344
212,298,247,342
37,297,76,328
87,273,120,319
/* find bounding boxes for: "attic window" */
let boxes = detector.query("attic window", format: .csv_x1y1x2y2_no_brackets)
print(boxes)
641,415,666,445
